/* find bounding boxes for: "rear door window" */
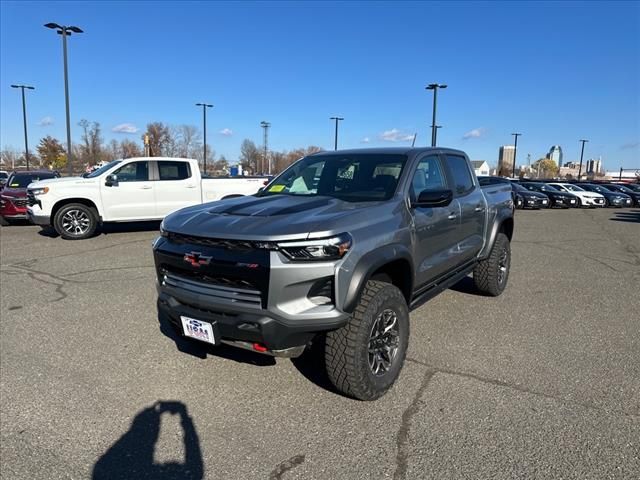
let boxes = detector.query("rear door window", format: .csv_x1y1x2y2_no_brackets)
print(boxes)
158,161,191,181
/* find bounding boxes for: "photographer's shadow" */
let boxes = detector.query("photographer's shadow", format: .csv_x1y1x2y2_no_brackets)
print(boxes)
93,401,203,480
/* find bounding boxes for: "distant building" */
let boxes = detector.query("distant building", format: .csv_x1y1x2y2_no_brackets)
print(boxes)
563,161,579,169
585,158,603,174
498,146,515,176
471,160,490,176
547,145,563,166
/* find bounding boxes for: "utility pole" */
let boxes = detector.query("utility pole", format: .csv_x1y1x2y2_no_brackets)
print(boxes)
411,133,417,147
577,139,589,180
196,103,213,174
260,121,271,175
11,84,35,170
45,23,83,176
329,116,344,150
426,83,447,147
511,133,522,178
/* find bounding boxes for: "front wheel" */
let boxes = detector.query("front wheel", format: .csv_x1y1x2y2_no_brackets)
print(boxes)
325,280,409,401
53,203,98,240
473,232,511,296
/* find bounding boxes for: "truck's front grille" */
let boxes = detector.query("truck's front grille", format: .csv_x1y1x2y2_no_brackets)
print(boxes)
167,232,256,251
11,198,28,207
161,271,263,309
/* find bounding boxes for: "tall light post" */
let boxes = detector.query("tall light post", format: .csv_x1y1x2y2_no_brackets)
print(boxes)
511,132,522,178
11,84,35,170
195,103,213,175
426,83,447,147
260,121,271,174
44,23,83,176
330,116,344,150
577,139,589,180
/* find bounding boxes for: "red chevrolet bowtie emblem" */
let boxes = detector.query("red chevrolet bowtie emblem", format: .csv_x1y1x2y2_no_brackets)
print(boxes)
183,252,212,268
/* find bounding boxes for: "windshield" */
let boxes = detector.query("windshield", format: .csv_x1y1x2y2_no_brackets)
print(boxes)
561,184,584,192
512,183,529,192
608,184,632,194
6,172,57,188
619,183,639,192
260,153,408,202
86,160,122,178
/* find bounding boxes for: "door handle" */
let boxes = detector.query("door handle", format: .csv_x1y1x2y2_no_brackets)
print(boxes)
140,185,152,190
185,184,197,189
447,212,458,220
475,206,485,212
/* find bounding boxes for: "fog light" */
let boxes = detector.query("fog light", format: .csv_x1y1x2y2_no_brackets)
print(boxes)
308,277,334,305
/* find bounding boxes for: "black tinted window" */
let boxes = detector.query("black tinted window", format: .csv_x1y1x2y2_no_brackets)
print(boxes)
446,155,474,195
114,162,149,182
158,161,191,181
412,156,447,199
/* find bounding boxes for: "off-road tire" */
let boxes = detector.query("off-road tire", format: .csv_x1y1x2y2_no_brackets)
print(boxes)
473,232,511,297
53,203,98,240
324,280,409,401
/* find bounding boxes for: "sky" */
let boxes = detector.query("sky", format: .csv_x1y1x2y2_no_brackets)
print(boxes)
1,0,639,170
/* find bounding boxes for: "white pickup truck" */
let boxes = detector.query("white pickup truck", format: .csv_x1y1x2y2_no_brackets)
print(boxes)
26,157,268,239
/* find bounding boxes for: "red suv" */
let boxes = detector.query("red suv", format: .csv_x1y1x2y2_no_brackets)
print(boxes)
0,170,60,225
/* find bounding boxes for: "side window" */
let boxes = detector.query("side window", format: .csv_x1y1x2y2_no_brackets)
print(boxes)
446,155,474,196
114,161,149,182
158,161,191,181
412,155,447,200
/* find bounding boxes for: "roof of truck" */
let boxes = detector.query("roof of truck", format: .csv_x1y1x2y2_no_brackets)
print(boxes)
310,147,467,157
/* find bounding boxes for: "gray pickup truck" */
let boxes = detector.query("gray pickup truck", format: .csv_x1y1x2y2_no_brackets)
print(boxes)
154,147,514,400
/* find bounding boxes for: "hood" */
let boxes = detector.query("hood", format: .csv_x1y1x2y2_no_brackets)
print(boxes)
0,186,27,197
163,194,392,241
524,191,548,199
29,176,97,189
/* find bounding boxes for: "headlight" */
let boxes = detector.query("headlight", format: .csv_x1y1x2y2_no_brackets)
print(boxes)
159,219,168,237
277,233,352,261
30,187,49,195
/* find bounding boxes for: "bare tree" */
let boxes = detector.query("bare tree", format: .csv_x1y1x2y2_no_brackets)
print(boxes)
78,119,104,164
175,125,202,158
143,122,171,157
120,139,142,159
1,147,23,169
239,139,261,174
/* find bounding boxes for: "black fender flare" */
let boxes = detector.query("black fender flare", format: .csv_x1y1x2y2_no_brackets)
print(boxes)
342,243,414,313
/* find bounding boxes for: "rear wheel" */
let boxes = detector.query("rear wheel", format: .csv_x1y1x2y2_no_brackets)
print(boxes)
324,280,409,400
53,203,98,240
473,232,511,297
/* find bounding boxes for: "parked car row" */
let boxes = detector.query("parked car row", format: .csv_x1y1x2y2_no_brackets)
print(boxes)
0,170,61,225
477,176,639,210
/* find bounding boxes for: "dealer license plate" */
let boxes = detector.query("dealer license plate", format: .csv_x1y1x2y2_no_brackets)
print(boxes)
180,316,216,345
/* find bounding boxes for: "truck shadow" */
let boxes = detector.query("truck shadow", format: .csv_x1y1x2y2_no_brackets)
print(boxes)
290,337,345,397
157,306,275,366
610,209,640,223
37,221,162,238
92,401,204,480
447,276,486,297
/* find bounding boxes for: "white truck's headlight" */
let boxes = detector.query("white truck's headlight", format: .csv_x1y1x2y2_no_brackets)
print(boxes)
278,233,352,261
30,187,49,195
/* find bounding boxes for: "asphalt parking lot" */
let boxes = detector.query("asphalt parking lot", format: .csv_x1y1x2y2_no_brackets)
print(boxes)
1,207,639,480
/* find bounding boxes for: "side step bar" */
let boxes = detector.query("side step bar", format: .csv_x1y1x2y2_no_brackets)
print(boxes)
409,261,476,311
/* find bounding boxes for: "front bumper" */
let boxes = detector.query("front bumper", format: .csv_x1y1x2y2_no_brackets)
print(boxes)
26,207,51,226
154,236,350,353
552,197,578,208
581,197,606,207
524,197,549,209
609,197,633,207
0,198,28,218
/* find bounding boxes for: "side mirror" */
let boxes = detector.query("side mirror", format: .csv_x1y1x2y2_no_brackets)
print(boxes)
412,189,453,208
105,174,118,187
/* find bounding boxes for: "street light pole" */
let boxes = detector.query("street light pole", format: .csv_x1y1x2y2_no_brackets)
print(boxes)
45,23,83,176
330,116,344,150
426,83,447,147
195,103,213,175
11,84,35,170
577,139,589,180
260,121,271,175
511,133,522,178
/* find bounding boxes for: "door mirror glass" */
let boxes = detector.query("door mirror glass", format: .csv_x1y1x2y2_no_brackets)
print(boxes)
412,189,453,208
105,174,118,187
